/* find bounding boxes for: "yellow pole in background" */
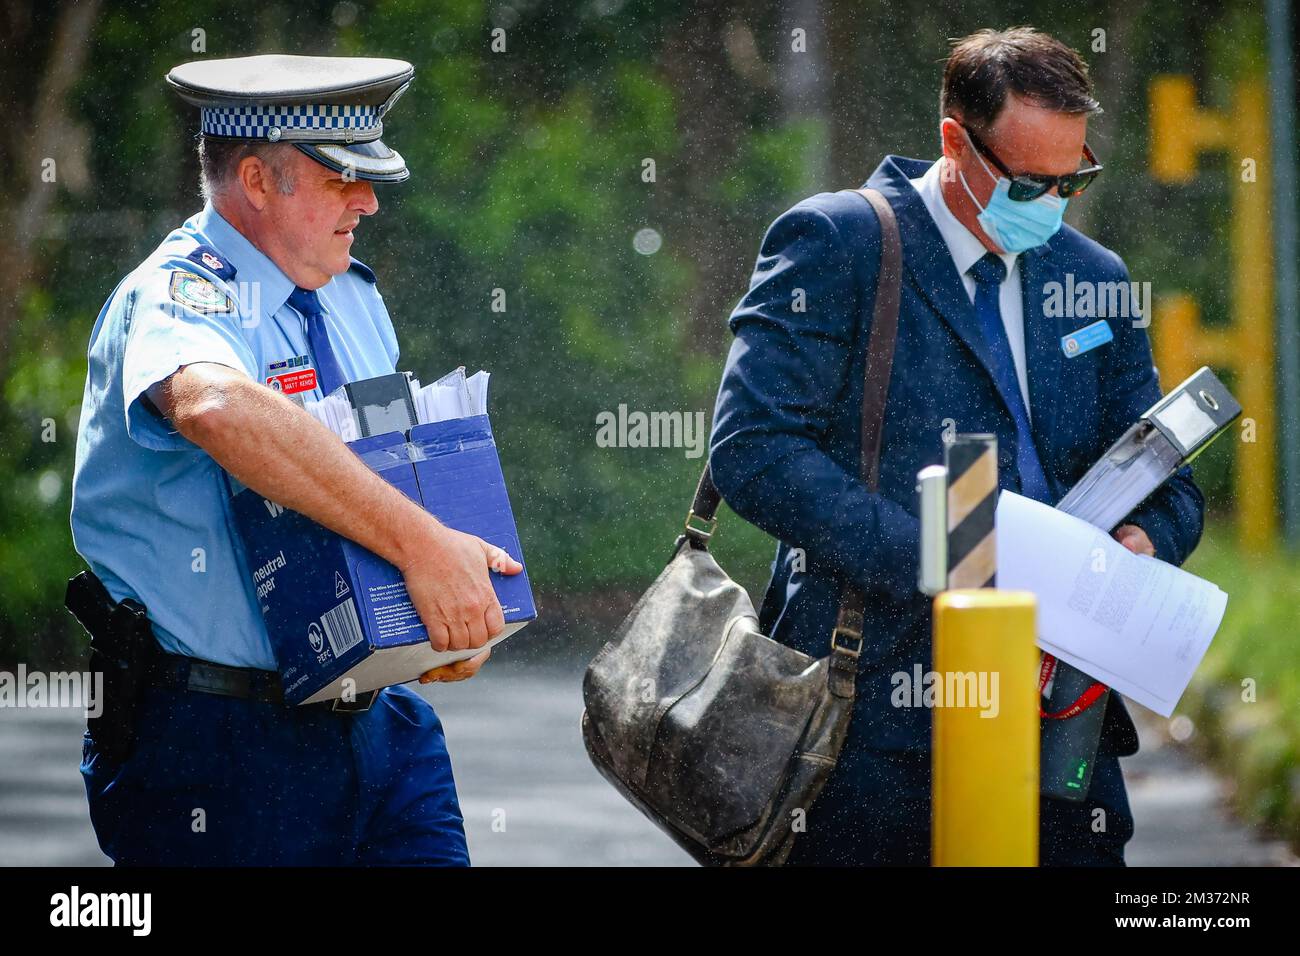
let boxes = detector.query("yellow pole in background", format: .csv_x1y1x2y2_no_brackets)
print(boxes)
1149,75,1276,552
931,589,1039,867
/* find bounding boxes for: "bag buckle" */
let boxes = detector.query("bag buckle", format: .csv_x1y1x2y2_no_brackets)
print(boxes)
684,510,718,542
830,626,863,658
332,689,379,713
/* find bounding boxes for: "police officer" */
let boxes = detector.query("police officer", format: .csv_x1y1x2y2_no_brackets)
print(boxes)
69,54,522,865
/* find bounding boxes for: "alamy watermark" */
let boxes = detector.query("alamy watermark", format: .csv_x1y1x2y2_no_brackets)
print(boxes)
595,404,706,459
891,664,1000,718
0,665,103,718
50,886,150,936
1042,273,1152,327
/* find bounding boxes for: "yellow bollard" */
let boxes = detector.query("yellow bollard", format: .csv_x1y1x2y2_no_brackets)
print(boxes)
931,589,1039,867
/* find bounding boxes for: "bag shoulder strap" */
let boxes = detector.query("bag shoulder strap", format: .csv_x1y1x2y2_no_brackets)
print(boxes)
685,187,902,541
683,188,902,695
825,188,902,693
851,188,903,491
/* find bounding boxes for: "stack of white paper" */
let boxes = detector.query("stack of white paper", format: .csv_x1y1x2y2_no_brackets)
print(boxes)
996,491,1227,717
303,367,491,441
303,391,360,442
408,366,491,424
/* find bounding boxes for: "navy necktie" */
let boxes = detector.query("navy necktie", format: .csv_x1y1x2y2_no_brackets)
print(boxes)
287,287,347,397
967,253,1052,503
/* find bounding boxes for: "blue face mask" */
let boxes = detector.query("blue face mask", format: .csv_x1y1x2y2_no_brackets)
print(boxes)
957,133,1067,253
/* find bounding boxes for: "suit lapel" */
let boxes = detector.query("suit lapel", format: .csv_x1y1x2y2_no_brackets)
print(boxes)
1018,245,1061,458
866,157,1019,425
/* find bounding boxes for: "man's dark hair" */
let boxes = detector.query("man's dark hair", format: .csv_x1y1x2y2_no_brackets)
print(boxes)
941,26,1101,132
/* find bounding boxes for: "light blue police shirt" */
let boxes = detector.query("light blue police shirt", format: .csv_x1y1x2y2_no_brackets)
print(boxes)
70,203,401,669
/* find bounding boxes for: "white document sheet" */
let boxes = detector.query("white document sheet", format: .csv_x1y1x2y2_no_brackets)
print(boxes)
303,392,360,442
995,490,1227,717
305,367,492,440
408,367,491,424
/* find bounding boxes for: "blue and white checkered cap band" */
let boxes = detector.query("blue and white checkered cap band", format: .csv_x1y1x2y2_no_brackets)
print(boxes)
200,103,381,141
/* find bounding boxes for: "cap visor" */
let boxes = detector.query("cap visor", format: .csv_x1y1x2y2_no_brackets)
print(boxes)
296,140,409,183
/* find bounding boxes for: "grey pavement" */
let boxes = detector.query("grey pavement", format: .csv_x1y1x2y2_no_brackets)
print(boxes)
1122,706,1297,866
0,706,107,866
428,661,692,866
0,658,1293,866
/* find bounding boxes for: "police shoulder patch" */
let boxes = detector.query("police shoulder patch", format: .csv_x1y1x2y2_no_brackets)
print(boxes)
168,270,235,314
186,244,237,281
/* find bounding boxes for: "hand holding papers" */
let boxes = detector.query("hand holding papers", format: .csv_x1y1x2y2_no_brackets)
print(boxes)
996,491,1227,717
1035,365,1237,799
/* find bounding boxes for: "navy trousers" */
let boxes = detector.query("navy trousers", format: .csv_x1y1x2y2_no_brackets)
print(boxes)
81,682,468,866
784,745,1134,866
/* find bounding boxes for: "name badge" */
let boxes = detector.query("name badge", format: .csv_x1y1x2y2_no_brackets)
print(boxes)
1061,319,1113,358
265,354,317,395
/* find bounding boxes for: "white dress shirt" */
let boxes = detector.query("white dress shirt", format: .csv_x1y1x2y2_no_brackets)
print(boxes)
908,158,1033,420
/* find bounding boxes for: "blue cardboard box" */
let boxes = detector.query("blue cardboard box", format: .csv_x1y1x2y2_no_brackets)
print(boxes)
230,415,535,705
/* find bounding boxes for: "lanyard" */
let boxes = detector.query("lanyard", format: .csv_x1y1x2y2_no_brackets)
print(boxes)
1038,653,1108,719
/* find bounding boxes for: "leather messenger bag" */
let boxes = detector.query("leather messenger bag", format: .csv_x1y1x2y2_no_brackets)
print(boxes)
581,188,903,865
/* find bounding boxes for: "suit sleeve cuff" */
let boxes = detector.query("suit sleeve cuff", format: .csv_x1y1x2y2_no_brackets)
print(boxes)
1119,503,1179,565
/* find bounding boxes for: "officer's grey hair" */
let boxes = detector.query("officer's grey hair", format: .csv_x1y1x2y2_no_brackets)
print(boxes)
198,138,298,203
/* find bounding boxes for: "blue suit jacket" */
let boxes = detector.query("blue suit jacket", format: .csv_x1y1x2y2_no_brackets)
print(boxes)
709,156,1205,755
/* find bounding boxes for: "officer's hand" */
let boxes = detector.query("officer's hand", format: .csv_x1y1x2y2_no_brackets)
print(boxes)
400,524,523,653
1112,524,1155,557
419,648,490,684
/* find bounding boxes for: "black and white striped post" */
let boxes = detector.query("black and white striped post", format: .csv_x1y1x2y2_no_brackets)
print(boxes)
944,433,999,589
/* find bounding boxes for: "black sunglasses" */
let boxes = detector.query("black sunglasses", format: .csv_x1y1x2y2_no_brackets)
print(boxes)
964,126,1103,201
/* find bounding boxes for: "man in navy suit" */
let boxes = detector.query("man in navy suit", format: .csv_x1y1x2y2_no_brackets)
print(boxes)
708,27,1203,865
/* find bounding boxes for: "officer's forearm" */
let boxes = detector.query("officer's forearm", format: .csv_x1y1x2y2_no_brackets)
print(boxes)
163,363,441,570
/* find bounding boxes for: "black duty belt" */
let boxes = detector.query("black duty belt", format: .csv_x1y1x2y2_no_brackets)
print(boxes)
147,652,379,713
64,568,379,714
